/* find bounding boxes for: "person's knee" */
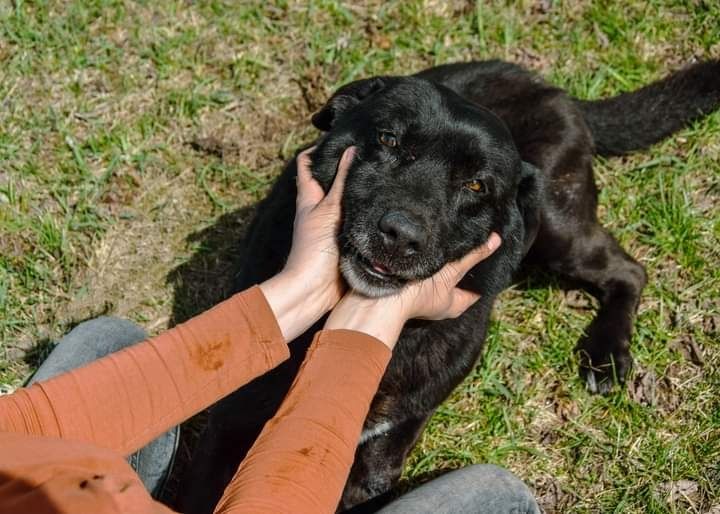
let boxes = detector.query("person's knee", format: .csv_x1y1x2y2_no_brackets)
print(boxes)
29,316,148,384
66,316,147,353
462,464,540,513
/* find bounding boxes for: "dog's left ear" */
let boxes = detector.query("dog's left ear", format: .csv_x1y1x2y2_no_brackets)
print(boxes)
517,161,543,254
459,161,543,297
311,77,387,131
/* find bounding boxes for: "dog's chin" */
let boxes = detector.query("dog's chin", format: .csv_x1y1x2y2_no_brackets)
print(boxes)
340,254,405,298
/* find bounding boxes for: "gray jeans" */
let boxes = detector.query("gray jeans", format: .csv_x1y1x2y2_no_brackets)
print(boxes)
377,465,540,513
32,316,540,513
28,316,179,498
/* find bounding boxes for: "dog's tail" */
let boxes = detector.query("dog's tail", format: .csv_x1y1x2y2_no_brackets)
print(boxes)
576,60,720,157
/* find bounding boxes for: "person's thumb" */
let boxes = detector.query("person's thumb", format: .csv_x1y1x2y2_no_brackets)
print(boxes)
296,147,325,210
452,232,501,279
323,146,355,206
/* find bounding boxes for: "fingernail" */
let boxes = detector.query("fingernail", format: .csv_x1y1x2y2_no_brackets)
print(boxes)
487,233,501,251
343,146,356,163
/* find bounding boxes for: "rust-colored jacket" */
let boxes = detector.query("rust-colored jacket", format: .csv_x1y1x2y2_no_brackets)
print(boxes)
0,286,391,514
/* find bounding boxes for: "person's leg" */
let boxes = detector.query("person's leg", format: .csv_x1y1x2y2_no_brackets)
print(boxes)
28,316,180,498
376,464,540,514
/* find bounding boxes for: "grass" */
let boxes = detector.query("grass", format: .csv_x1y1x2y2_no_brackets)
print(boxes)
1,0,719,512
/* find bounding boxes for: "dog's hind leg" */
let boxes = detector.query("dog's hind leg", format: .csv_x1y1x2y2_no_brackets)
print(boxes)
504,91,648,393
530,221,647,393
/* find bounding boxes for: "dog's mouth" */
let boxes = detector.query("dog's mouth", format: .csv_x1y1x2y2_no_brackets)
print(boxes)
340,245,409,297
354,249,403,281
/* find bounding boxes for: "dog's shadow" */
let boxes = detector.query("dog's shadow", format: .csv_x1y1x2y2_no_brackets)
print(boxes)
167,205,258,325
163,203,259,506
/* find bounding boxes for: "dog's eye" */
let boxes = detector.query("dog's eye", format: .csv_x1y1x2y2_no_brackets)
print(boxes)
378,131,398,148
464,179,486,194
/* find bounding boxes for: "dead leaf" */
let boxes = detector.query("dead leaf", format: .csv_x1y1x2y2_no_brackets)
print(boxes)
364,20,393,50
534,476,573,514
423,0,474,17
294,65,330,114
532,0,553,15
594,22,610,48
629,367,680,412
189,136,239,158
372,33,392,50
657,479,702,508
702,313,719,336
562,290,594,310
670,335,705,367
546,380,579,421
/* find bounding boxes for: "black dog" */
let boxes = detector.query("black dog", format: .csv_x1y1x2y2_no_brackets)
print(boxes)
179,59,720,513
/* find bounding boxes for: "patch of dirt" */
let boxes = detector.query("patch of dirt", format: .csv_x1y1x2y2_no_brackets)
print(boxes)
0,231,33,264
294,64,335,114
60,176,212,330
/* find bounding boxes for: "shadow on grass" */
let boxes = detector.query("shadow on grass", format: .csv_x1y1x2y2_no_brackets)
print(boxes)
21,306,115,383
21,338,60,375
167,205,258,325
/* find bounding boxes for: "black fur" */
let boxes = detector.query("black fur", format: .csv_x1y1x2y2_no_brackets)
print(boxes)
179,59,720,513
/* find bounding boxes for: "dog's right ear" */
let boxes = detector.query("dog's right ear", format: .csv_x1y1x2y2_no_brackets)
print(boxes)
311,77,387,131
517,161,543,254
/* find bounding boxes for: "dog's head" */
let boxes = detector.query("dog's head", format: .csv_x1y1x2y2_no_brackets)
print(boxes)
309,75,541,298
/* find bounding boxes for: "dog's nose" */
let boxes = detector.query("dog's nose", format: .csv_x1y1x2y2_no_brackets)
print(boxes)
378,211,428,256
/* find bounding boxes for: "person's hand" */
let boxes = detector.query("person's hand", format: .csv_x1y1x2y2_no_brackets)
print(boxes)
324,233,501,349
284,145,355,306
260,146,355,342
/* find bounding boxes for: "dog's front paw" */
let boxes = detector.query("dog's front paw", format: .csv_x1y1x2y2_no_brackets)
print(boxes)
576,336,633,394
341,480,392,508
341,477,393,512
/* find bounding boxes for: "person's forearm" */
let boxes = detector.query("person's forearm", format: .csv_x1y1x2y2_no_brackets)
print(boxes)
0,286,288,456
213,329,391,514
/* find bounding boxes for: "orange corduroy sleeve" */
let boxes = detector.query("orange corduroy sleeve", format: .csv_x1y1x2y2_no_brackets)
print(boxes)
0,287,392,514
0,286,289,456
214,329,391,514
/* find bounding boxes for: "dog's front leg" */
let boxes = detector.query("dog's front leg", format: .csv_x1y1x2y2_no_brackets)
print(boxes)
339,415,428,513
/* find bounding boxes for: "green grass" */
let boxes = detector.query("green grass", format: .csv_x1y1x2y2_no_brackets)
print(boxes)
1,1,719,512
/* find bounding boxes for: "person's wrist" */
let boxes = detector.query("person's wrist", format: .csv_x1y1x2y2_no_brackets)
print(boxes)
280,266,342,314
259,269,334,342
324,293,407,350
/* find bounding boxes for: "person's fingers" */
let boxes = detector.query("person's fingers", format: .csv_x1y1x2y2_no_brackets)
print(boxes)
448,232,502,279
296,147,325,209
324,146,356,206
417,286,480,321
295,147,315,185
